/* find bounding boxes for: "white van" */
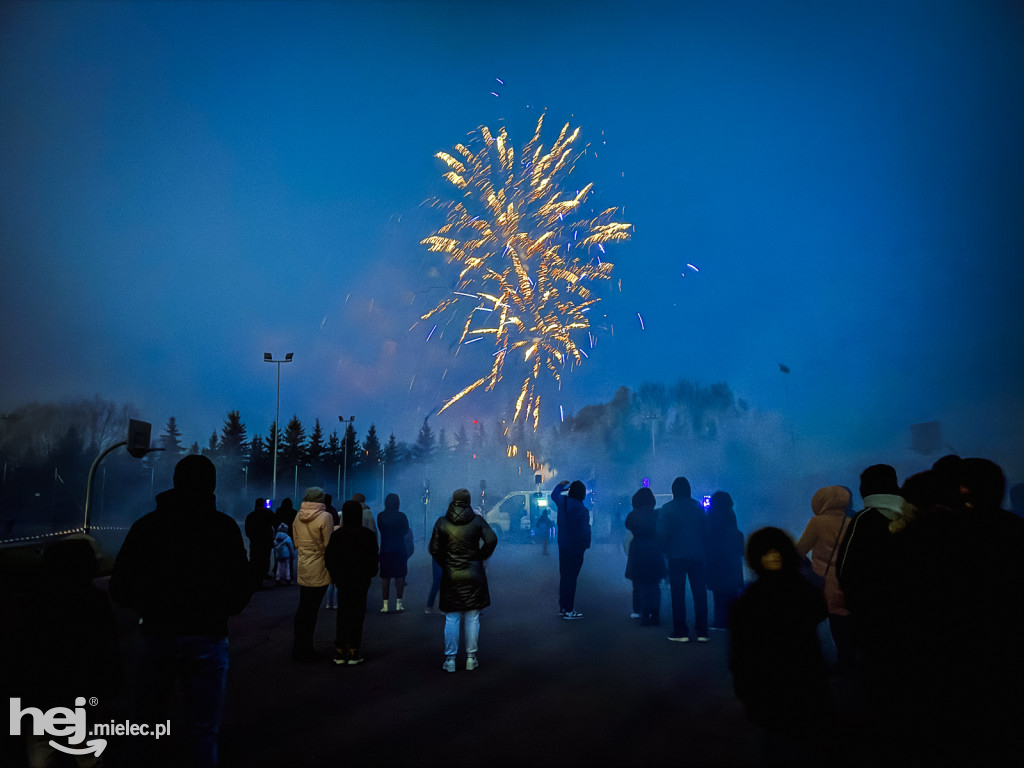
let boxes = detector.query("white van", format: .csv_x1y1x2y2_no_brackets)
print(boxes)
482,491,553,539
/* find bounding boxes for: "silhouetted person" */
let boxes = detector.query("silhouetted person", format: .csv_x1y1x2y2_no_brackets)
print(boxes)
274,497,297,537
429,488,497,672
324,493,341,609
835,465,905,678
729,527,834,767
796,485,854,674
551,479,591,619
535,509,553,555
658,477,709,642
290,487,333,662
705,491,745,630
109,454,250,768
624,487,666,626
898,459,1024,765
324,493,339,526
11,536,122,768
325,500,379,665
1010,482,1024,519
244,498,275,590
377,493,412,613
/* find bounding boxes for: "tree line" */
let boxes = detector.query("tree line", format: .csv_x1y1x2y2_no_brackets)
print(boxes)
1,378,745,535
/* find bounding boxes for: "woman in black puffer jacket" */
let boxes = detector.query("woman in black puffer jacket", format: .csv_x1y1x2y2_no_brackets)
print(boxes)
429,488,498,672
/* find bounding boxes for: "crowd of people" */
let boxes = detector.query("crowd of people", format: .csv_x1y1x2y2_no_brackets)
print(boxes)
8,452,1023,767
552,458,1024,766
733,457,1024,766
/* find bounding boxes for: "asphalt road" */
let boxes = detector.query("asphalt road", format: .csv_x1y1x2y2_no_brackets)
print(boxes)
4,538,790,767
211,540,762,768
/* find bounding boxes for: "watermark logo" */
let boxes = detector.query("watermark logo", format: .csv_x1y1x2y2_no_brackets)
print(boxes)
10,697,106,758
10,697,171,757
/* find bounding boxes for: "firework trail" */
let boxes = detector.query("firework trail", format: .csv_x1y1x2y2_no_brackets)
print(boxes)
420,114,632,429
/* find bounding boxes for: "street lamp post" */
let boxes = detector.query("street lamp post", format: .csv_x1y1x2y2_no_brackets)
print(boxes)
264,352,293,502
338,416,355,501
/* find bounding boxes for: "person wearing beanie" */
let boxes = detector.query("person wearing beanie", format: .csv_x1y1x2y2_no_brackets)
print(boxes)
290,487,334,661
109,454,251,767
429,488,498,671
834,464,905,680
551,479,592,619
657,476,709,641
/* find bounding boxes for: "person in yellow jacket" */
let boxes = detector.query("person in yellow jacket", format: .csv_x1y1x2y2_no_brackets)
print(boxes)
291,487,333,661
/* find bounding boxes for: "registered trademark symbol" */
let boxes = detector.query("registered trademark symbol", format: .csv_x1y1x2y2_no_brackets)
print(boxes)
89,697,98,706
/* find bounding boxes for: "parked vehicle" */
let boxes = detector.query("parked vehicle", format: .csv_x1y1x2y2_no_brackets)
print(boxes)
482,491,552,540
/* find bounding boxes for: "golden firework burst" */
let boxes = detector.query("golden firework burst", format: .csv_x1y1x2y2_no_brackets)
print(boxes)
420,114,632,429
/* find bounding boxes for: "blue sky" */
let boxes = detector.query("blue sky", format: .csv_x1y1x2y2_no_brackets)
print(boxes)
2,0,1022,478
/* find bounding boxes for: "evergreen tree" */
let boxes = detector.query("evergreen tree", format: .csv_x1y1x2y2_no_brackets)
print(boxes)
220,410,248,461
412,419,436,463
281,415,307,469
160,417,184,457
453,424,470,456
383,432,400,465
471,420,486,455
203,431,219,458
360,424,382,469
326,430,341,465
188,442,200,455
264,422,279,460
307,419,325,479
341,422,360,477
154,417,183,486
249,434,270,482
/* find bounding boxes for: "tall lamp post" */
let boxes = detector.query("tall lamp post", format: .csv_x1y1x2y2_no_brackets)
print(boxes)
338,416,355,501
264,352,293,502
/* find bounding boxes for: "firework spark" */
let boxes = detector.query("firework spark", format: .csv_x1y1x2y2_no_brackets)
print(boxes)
420,114,632,428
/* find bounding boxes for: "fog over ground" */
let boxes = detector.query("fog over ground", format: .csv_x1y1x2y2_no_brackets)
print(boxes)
1,1,1021,529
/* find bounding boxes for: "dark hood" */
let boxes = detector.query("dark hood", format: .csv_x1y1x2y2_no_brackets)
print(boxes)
445,500,475,525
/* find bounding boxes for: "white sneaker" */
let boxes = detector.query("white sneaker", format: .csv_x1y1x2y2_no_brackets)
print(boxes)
381,602,389,613
668,636,690,643
697,636,709,643
395,599,404,612
442,658,456,673
562,610,584,620
465,656,478,671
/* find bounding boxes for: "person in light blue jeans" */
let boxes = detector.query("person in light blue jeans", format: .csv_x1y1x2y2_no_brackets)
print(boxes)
429,488,497,671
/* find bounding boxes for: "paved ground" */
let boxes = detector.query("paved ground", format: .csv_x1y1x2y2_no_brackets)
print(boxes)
122,540,767,767
6,536,863,767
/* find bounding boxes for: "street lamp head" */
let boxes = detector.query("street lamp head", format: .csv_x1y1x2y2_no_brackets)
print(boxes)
285,352,293,362
264,353,272,361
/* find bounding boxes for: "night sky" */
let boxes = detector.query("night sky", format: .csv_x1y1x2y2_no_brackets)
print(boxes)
2,1,1022,482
